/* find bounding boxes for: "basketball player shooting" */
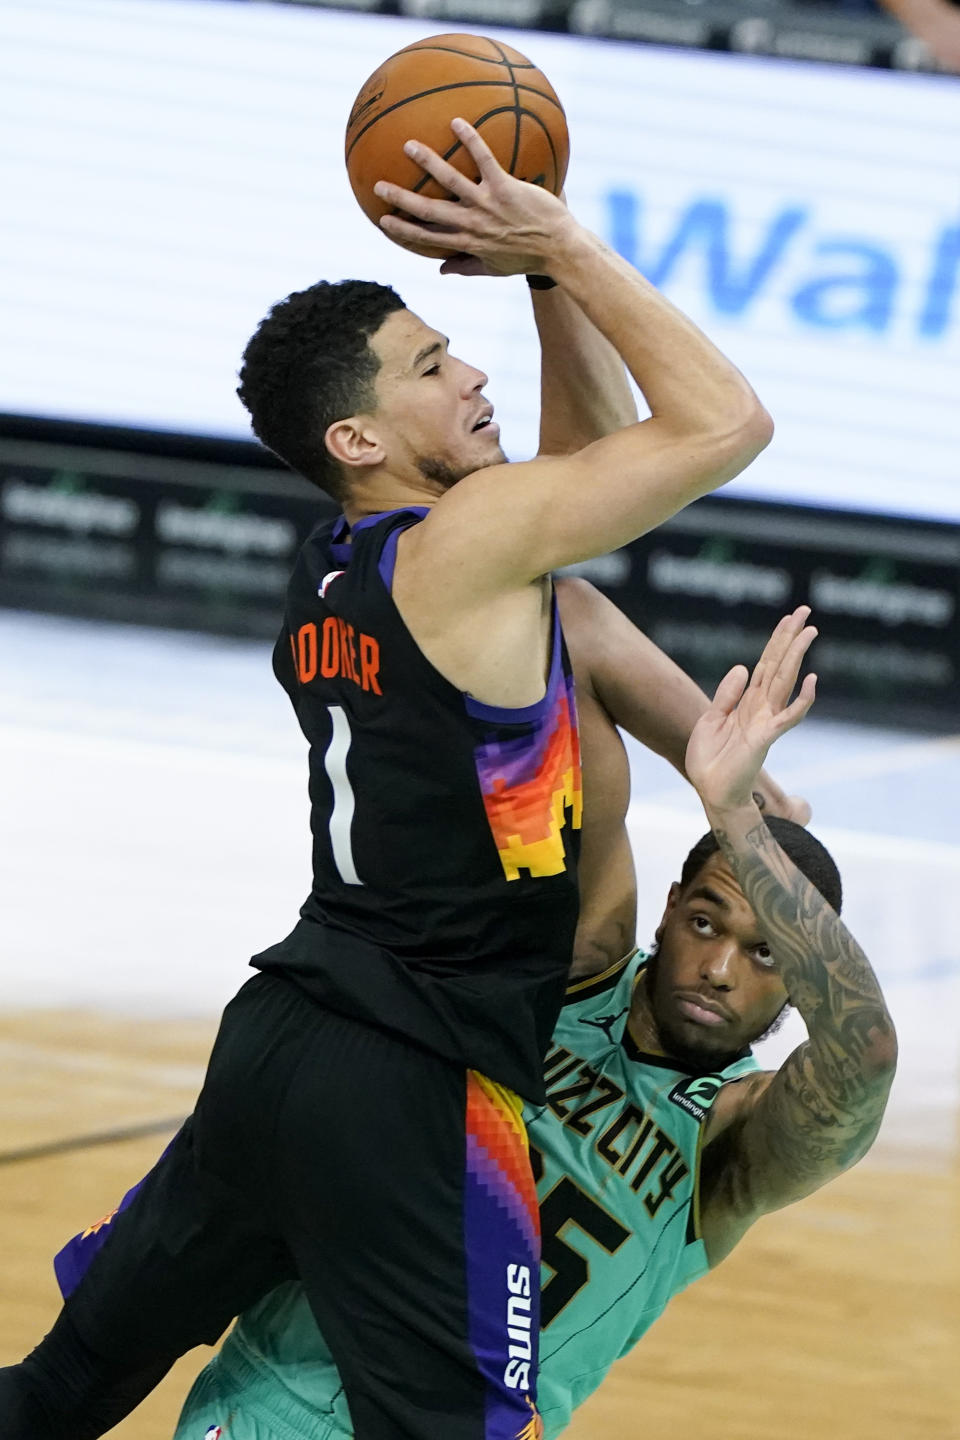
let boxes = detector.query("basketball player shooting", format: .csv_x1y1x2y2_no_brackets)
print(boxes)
165,607,895,1440
1,118,774,1439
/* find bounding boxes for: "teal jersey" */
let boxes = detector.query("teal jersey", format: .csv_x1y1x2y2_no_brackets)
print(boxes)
531,951,758,1433
175,953,759,1440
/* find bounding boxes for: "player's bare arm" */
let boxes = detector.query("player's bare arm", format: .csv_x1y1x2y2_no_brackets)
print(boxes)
557,578,811,824
528,276,639,458
441,194,639,458
382,118,772,602
684,611,897,1265
555,579,811,980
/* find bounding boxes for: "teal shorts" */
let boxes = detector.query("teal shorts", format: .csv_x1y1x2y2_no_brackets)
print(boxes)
174,1343,347,1440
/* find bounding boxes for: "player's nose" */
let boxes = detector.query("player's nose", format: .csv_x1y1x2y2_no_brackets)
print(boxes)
701,941,738,990
459,360,488,394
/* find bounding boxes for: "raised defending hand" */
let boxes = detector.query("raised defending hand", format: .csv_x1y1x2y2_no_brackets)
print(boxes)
685,607,818,816
374,117,574,276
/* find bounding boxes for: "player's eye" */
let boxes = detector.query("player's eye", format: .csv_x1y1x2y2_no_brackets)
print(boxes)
422,364,440,376
753,943,775,968
691,914,716,937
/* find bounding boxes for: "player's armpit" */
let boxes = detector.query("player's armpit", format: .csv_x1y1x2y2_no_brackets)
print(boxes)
698,1034,894,1267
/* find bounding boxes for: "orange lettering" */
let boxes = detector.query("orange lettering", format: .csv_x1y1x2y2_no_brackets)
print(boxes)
346,623,359,683
297,623,317,683
360,633,382,694
337,618,359,683
320,616,339,678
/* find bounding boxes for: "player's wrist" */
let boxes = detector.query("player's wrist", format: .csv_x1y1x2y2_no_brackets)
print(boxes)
699,794,764,836
536,215,594,280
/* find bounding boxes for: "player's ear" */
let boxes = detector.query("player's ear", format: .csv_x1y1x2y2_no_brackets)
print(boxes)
655,882,682,945
325,416,385,472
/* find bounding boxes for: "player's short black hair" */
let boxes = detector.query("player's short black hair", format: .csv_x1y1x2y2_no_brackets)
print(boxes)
237,279,406,501
679,817,843,915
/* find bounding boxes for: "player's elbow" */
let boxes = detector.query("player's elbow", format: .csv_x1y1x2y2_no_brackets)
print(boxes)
864,1020,899,1085
692,398,774,489
745,398,775,454
723,395,774,466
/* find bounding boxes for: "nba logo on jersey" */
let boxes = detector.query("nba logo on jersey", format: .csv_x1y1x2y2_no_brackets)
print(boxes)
203,1427,222,1439
319,570,345,598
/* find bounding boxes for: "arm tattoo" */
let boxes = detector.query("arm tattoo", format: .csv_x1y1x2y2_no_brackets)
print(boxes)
713,821,896,1187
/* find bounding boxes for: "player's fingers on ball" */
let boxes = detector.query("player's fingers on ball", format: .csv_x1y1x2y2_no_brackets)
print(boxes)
439,254,489,276
380,213,463,247
374,181,462,224
450,116,502,179
402,141,477,200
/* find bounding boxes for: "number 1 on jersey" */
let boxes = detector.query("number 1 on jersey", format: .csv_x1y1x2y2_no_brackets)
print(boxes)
323,705,363,886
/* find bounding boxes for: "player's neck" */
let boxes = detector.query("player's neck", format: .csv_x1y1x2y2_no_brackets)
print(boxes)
626,976,668,1058
340,476,440,528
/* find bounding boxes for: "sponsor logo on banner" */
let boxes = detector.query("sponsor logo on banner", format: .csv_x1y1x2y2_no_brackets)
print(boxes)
651,619,785,668
1,472,139,536
648,541,791,607
652,620,956,695
815,637,954,687
607,191,960,339
155,549,289,596
810,560,955,628
155,494,296,556
1,532,137,579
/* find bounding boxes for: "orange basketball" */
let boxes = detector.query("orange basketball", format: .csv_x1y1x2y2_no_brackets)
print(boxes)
345,33,569,259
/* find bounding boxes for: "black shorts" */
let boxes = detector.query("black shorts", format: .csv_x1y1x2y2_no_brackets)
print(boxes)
64,973,543,1440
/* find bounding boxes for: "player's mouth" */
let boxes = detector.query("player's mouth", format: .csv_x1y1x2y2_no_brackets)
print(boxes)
470,406,497,436
674,991,733,1027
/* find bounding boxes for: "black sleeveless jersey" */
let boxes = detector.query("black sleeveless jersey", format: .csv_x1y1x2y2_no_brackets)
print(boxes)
251,507,583,1102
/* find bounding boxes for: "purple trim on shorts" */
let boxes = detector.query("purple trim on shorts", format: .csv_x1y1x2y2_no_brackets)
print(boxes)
53,1139,176,1299
463,1079,542,1439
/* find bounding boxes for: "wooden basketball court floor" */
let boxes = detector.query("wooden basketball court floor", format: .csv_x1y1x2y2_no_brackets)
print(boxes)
2,610,959,1439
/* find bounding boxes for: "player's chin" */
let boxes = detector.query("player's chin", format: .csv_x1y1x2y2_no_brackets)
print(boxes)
664,1018,745,1071
463,443,507,476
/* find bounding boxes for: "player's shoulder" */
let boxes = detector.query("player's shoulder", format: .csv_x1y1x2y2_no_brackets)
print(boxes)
702,1066,774,1145
403,455,572,572
562,949,644,1013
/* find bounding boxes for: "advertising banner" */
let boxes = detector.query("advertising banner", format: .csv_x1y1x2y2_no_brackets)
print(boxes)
2,0,958,525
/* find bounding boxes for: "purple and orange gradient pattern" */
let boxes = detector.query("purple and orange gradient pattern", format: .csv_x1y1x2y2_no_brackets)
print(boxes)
464,1072,544,1440
474,672,582,883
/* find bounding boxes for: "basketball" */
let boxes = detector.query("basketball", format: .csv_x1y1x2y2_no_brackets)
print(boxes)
345,33,569,258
